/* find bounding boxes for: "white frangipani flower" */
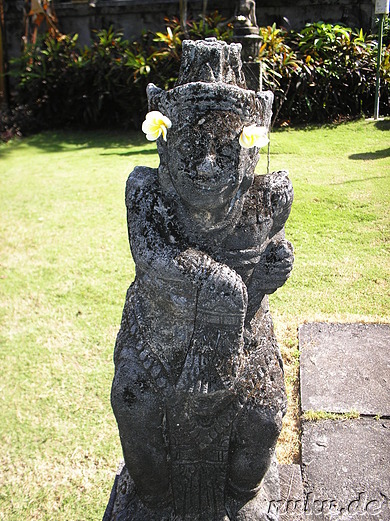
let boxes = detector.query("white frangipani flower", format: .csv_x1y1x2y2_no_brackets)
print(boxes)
239,125,269,149
142,111,172,141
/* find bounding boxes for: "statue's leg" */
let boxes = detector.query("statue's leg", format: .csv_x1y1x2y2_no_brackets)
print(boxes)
111,355,171,510
226,405,282,500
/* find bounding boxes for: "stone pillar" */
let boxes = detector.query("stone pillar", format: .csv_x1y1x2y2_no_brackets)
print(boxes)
104,38,294,521
233,0,263,92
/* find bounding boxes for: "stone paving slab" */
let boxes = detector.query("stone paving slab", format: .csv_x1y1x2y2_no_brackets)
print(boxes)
301,418,390,521
299,323,390,416
278,464,305,520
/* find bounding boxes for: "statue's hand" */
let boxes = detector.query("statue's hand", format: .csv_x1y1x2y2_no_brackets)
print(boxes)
199,262,248,319
250,238,294,294
176,250,247,392
176,248,248,318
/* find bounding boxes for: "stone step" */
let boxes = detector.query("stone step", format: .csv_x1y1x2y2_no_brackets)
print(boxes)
277,464,305,520
299,322,390,521
299,322,390,417
301,418,390,521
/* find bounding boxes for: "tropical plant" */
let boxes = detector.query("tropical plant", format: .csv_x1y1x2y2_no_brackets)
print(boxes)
3,17,389,139
258,22,389,124
6,12,234,135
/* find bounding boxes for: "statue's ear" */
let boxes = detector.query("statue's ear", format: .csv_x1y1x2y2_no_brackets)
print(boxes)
146,83,164,112
255,91,274,128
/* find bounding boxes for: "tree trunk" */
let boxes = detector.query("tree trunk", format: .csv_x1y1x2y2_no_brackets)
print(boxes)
179,0,188,36
202,0,208,21
0,0,10,110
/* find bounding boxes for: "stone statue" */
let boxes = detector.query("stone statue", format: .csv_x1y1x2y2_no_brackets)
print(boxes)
105,38,294,521
232,0,262,82
236,0,258,30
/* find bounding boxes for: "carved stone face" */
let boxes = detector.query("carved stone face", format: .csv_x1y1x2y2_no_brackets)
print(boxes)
165,110,257,211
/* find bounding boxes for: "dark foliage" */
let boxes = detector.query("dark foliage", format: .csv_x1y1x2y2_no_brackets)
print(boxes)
259,22,390,125
2,15,389,141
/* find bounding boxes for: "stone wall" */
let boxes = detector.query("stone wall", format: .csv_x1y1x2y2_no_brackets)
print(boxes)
4,0,377,62
257,0,375,31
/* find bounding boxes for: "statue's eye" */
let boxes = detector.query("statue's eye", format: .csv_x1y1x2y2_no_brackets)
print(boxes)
178,141,192,155
218,142,235,158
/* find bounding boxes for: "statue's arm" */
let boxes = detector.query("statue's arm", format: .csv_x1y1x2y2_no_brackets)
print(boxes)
127,167,247,388
246,171,294,315
248,231,294,292
126,168,221,283
266,169,294,239
126,167,184,278
126,168,247,311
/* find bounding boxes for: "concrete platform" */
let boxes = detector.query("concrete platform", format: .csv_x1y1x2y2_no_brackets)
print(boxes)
301,418,390,521
278,464,305,520
299,323,390,416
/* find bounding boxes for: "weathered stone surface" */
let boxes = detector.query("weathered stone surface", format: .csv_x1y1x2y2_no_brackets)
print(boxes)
300,322,390,416
104,458,283,521
301,418,390,521
104,462,307,521
277,465,305,520
107,39,294,520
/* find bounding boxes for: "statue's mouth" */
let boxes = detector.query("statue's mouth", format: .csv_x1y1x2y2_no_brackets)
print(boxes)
193,178,225,191
192,169,230,192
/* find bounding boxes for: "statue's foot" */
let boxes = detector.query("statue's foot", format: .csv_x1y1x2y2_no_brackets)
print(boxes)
104,464,175,521
224,457,280,521
225,495,278,521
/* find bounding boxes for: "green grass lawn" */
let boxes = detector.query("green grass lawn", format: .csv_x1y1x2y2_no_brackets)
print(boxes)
1,119,389,520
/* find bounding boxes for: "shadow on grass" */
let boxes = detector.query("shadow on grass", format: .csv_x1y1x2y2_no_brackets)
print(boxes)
273,117,390,134
375,119,390,131
349,147,390,160
100,149,157,157
41,130,147,150
331,175,387,185
0,129,150,156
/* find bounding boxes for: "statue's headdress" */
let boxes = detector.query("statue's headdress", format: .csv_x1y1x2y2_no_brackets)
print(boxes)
147,38,273,130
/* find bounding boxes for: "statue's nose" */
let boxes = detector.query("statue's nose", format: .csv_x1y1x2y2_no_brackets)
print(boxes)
197,155,216,178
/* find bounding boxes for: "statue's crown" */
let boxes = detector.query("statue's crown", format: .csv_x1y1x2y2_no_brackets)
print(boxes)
147,38,273,129
175,38,246,88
